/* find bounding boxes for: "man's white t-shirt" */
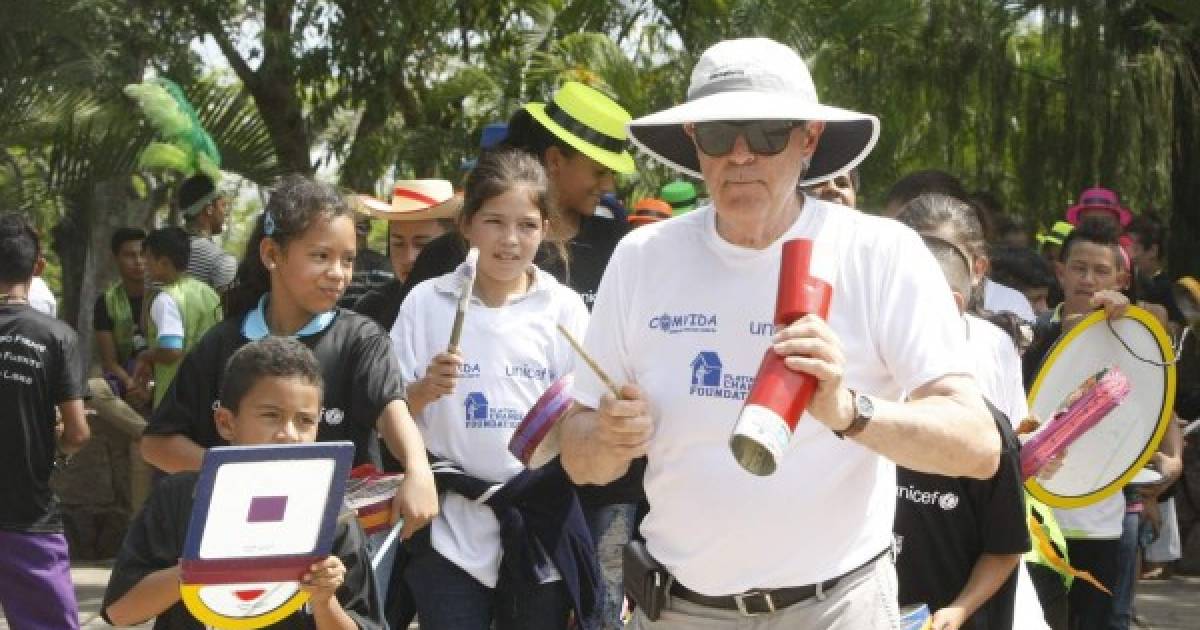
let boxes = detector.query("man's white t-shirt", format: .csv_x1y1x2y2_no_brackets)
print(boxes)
983,278,1036,323
574,197,971,594
391,264,589,588
149,292,184,346
965,314,1028,427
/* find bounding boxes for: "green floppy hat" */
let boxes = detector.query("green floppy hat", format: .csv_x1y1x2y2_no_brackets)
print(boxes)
524,81,636,175
660,180,698,214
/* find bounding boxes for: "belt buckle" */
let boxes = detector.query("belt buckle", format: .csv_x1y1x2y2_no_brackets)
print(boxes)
733,590,776,617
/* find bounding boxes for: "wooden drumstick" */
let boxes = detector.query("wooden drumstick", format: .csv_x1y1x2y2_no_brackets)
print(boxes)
557,324,621,399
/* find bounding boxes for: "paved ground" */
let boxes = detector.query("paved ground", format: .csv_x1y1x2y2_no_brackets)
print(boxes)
1132,575,1200,629
1,565,1197,628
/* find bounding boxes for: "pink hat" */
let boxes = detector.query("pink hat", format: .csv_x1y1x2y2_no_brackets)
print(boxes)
1066,187,1132,227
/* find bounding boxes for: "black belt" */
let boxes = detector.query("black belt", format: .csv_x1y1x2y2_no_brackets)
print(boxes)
668,549,886,616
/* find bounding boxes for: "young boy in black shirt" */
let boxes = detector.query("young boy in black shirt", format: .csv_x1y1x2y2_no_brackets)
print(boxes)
104,337,383,629
894,231,1030,630
0,213,91,629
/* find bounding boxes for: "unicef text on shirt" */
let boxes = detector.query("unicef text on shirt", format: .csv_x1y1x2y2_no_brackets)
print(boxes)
505,363,551,381
897,484,961,511
648,313,719,334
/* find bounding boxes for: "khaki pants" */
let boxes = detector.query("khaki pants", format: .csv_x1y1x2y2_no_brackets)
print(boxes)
628,554,901,630
86,378,152,515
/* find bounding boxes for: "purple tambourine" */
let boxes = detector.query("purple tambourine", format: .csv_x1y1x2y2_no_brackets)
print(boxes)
508,375,574,468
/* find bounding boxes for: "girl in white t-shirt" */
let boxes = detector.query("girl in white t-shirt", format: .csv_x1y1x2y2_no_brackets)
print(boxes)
392,149,591,629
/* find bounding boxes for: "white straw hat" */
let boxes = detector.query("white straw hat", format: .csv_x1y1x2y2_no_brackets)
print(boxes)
355,179,462,221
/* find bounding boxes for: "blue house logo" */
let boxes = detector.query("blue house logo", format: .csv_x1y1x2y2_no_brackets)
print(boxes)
691,352,723,387
689,352,753,400
464,392,488,422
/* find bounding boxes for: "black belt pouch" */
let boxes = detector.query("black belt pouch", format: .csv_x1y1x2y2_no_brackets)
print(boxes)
623,540,670,621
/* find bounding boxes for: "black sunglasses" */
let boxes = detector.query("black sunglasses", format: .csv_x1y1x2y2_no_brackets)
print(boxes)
692,120,806,157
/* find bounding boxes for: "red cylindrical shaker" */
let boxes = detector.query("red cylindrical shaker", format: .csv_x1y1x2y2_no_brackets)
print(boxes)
730,239,833,476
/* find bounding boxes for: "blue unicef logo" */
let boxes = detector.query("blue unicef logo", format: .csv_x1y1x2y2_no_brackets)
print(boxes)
464,392,488,421
690,352,723,387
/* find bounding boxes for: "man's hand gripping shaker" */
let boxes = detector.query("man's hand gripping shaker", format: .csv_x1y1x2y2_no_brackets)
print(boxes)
730,239,832,476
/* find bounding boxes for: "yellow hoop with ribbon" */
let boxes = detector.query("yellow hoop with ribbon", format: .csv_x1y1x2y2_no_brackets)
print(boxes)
1025,306,1175,508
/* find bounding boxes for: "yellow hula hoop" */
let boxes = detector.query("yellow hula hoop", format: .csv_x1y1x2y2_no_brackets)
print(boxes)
180,583,310,630
1024,306,1176,508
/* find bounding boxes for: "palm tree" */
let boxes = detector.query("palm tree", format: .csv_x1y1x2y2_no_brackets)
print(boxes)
4,78,282,356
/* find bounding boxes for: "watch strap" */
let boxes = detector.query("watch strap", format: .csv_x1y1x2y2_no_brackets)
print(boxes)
834,389,871,439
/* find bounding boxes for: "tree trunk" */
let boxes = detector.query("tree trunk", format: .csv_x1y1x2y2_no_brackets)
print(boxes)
1168,45,1200,282
252,81,313,175
52,178,148,367
193,0,312,176
338,99,391,193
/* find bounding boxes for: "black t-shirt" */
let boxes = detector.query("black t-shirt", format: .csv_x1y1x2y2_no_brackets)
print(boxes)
93,291,145,333
0,304,87,532
558,214,628,310
352,279,405,332
394,217,643,506
339,249,394,310
102,472,383,630
1022,313,1063,391
1136,271,1184,323
894,406,1029,630
145,308,405,468
94,289,147,360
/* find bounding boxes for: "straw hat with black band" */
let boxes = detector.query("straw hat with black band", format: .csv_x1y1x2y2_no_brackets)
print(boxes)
524,81,637,176
627,38,879,186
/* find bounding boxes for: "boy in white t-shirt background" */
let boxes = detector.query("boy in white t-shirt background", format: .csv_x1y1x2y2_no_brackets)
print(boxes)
1021,218,1132,630
135,227,221,409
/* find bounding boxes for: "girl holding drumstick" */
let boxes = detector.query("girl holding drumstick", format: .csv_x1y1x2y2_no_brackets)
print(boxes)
392,149,593,629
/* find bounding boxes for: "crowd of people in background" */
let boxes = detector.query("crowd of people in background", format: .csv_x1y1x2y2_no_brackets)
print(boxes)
1,34,1196,630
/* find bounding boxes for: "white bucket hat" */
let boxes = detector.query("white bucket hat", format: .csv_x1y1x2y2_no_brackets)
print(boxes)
628,38,880,186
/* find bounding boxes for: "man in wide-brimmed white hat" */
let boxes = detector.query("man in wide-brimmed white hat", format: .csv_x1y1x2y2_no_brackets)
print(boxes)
560,38,1000,628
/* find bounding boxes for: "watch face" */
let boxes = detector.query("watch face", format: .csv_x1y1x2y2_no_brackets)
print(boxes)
857,394,874,419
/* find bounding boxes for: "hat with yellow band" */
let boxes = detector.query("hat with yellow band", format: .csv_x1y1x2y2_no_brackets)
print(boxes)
524,82,636,175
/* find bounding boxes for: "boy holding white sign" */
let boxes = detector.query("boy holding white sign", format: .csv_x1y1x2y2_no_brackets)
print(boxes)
103,337,382,629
